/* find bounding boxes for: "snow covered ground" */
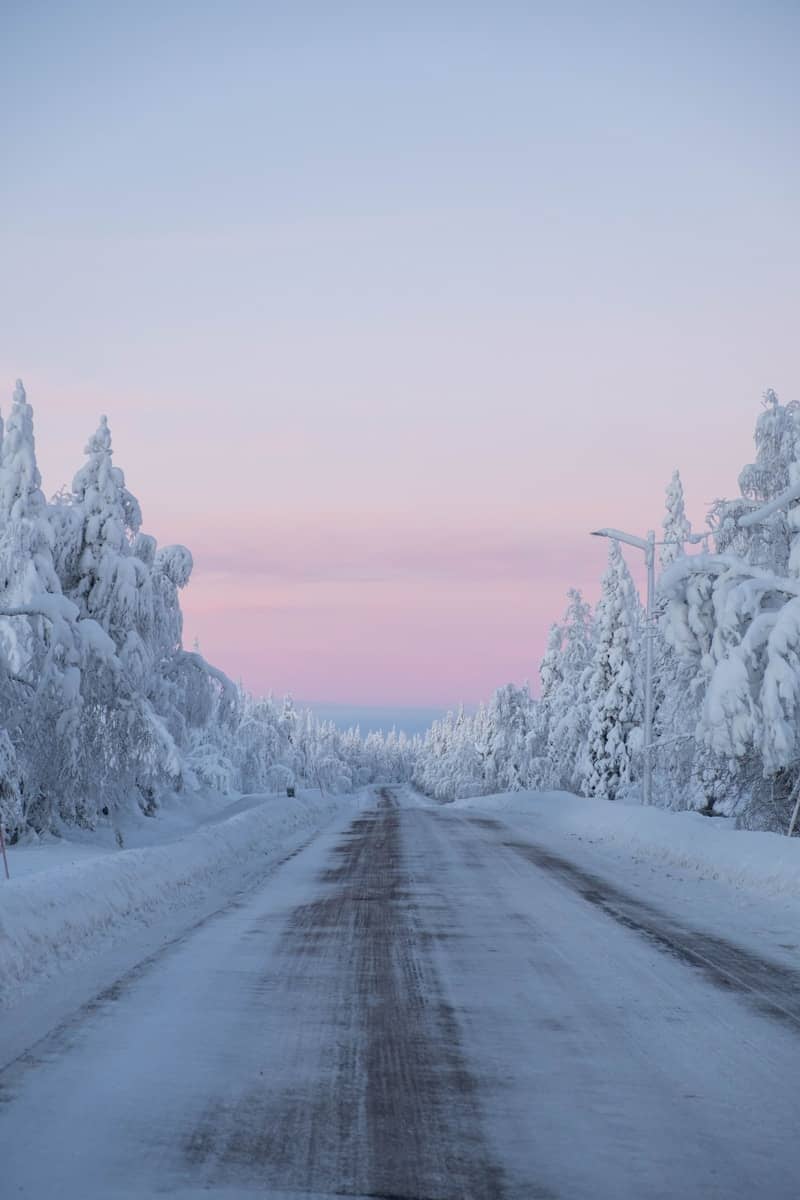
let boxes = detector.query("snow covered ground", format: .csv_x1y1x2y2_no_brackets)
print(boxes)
0,788,364,1014
453,788,800,972
3,787,800,1198
6,784,800,1019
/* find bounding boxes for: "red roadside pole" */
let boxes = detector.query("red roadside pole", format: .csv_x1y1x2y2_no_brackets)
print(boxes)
0,823,9,880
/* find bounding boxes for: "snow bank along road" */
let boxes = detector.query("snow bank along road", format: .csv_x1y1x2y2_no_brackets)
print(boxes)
2,790,800,1199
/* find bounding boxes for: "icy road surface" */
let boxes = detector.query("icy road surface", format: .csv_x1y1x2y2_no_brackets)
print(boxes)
2,790,800,1199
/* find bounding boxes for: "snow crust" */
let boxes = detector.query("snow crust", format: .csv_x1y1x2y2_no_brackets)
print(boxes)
0,789,358,1008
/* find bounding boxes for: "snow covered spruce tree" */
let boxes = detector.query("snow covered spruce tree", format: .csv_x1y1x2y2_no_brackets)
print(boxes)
484,683,536,792
660,549,800,827
661,390,800,828
660,470,692,570
0,380,60,829
526,621,562,788
0,381,100,835
584,540,643,801
708,389,800,571
541,589,594,791
651,469,704,809
55,415,187,820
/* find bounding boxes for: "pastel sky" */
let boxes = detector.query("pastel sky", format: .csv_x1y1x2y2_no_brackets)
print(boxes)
1,2,798,709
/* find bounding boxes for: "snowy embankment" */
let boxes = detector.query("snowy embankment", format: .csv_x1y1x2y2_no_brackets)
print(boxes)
0,789,358,1009
453,789,800,898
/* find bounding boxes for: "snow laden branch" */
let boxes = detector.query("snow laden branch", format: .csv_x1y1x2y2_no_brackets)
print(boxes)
660,552,800,775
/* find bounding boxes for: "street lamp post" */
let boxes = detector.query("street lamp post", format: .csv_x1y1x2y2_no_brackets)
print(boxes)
591,527,656,806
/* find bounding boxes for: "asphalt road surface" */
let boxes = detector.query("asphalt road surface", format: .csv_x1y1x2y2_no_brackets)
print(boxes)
2,789,800,1198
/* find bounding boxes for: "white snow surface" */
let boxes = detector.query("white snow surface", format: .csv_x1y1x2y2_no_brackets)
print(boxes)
3,788,800,1198
453,788,800,895
0,788,361,1009
452,787,800,972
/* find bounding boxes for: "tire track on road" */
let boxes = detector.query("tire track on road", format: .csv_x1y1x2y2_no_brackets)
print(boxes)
469,818,800,1031
186,791,509,1199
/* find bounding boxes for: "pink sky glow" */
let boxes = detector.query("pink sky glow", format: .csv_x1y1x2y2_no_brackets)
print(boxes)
5,366,797,709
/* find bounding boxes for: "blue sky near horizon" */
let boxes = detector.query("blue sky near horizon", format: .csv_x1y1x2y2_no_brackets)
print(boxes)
303,703,448,737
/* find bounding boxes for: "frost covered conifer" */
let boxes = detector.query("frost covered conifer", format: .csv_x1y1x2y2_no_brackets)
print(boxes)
527,622,563,786
585,541,643,800
650,471,702,806
66,415,146,642
0,380,62,608
539,622,563,702
661,550,800,822
709,390,800,572
487,683,535,792
413,703,490,801
0,729,23,838
660,391,800,825
0,382,88,833
546,589,594,791
660,470,691,570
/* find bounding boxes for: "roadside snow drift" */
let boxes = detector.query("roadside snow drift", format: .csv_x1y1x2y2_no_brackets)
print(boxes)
0,790,353,1008
454,789,800,897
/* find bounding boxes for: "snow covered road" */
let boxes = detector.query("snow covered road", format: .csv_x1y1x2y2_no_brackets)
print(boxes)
2,789,800,1198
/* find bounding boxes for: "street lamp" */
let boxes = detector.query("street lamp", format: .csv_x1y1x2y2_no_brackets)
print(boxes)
590,527,656,806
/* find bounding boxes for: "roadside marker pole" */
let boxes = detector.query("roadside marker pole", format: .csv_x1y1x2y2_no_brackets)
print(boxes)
0,823,9,880
787,775,800,839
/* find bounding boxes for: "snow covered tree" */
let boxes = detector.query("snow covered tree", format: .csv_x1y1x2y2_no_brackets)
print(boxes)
235,693,285,793
650,470,703,808
413,686,539,801
658,390,800,827
0,381,90,833
709,390,800,573
413,704,489,801
0,729,22,840
539,621,564,702
584,541,643,800
58,419,180,820
661,551,800,826
64,414,146,641
0,380,65,668
545,589,594,791
486,683,535,792
660,470,692,570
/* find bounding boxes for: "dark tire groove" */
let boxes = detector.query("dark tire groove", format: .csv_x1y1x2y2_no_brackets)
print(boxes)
185,790,509,1198
498,832,800,1030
